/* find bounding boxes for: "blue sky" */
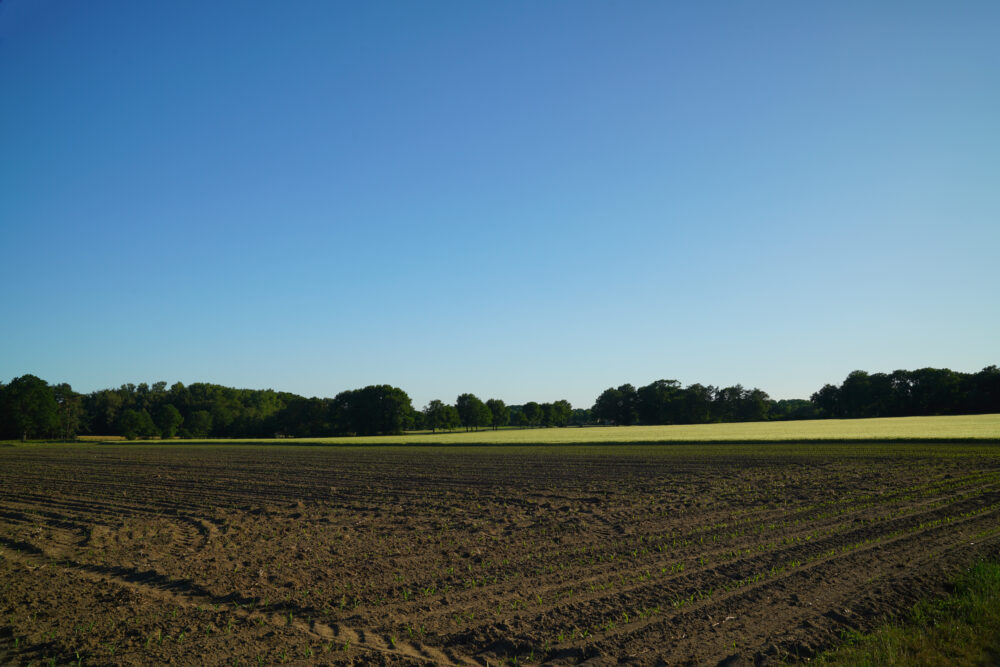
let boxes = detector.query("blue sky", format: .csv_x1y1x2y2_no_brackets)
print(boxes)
2,1,998,409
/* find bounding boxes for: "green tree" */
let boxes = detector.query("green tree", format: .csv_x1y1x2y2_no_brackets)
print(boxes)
714,385,745,421
540,403,553,426
739,388,771,421
811,383,841,418
272,396,330,437
839,371,874,417
910,367,963,415
680,383,715,423
53,382,83,440
508,405,526,426
185,410,213,438
770,398,819,420
423,400,460,432
155,404,184,439
522,401,543,428
441,404,460,431
969,366,1000,414
334,385,413,435
85,389,125,435
547,399,572,427
485,398,510,430
456,393,490,431
0,374,59,441
637,379,682,424
591,385,637,425
119,409,159,440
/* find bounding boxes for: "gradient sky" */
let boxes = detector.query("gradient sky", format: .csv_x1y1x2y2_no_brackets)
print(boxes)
2,1,998,409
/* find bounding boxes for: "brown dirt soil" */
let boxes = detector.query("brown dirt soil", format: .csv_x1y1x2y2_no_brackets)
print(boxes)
1,443,999,666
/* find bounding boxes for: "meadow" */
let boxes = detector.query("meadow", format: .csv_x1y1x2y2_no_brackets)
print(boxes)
2,435,1000,665
111,413,1000,446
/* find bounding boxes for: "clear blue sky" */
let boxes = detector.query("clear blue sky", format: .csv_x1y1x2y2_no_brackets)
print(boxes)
2,1,997,409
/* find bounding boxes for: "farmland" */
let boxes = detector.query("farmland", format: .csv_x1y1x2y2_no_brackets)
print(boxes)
2,440,1000,665
116,413,1000,446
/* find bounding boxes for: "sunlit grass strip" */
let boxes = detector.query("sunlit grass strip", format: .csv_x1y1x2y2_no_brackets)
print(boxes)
11,414,997,447
101,413,1000,445
287,413,1000,444
813,558,1000,666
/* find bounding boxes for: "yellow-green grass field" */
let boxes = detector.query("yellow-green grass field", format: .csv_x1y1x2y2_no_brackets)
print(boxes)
75,413,1000,446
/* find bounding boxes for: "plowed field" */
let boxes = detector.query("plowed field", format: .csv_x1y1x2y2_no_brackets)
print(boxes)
2,443,999,666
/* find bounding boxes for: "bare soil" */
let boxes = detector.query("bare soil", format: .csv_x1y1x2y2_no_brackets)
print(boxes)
1,443,999,666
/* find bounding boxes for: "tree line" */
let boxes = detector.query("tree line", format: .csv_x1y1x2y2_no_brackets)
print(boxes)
0,376,577,441
0,365,997,440
589,380,813,425
590,366,999,426
810,366,1000,419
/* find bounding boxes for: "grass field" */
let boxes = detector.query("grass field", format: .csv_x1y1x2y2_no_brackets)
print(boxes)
82,413,1000,446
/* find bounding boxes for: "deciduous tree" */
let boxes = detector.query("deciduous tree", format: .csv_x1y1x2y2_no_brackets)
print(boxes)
485,399,509,430
0,374,59,441
456,393,490,431
155,403,184,439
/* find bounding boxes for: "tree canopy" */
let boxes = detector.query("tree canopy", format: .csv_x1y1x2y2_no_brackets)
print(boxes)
456,393,491,431
0,374,59,441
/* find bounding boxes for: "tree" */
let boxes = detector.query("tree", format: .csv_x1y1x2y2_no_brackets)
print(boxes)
456,393,490,431
969,366,1000,414
636,379,682,424
888,370,914,416
592,388,620,424
739,388,771,422
366,384,414,435
210,402,236,437
155,404,184,439
119,409,159,440
441,404,460,431
547,399,572,427
424,399,460,432
680,383,715,423
271,396,330,437
53,382,83,440
811,384,841,418
591,385,637,425
485,398,510,430
185,410,213,438
770,399,819,421
909,367,963,415
335,385,413,435
839,371,874,418
540,402,553,426
521,401,543,428
570,408,591,426
85,389,125,435
712,385,741,421
0,374,59,441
